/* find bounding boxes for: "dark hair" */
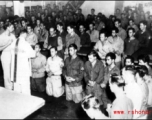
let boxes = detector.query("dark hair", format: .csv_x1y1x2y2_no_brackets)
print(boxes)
89,22,95,26
111,27,119,33
56,22,64,27
129,19,134,22
138,54,150,64
27,24,34,30
68,44,78,50
114,19,121,24
124,65,135,75
106,52,116,60
110,73,126,87
4,22,13,30
140,20,147,26
100,31,107,37
35,43,42,49
20,29,27,35
88,50,99,59
127,27,135,33
135,65,148,78
124,55,134,64
50,46,57,51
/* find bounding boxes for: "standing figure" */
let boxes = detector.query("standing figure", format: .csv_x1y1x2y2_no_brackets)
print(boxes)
10,30,36,95
46,47,64,97
84,50,104,105
0,23,16,90
63,44,84,103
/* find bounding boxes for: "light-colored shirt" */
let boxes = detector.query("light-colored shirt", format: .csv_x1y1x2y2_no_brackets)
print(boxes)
46,56,64,76
109,94,133,119
31,53,46,78
118,27,127,41
107,36,124,62
124,82,144,119
26,32,38,46
65,32,81,50
145,76,152,106
87,29,99,43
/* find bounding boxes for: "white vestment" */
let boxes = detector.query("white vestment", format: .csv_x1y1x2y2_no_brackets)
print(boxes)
46,56,64,97
10,36,36,95
0,33,16,90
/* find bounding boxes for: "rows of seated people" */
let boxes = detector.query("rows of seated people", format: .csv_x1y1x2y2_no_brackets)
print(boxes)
0,5,152,119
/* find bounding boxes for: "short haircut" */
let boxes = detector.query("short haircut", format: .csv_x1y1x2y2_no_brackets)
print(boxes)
56,22,64,27
89,22,95,26
110,73,125,87
140,20,147,26
100,31,107,37
106,52,116,60
35,43,42,49
4,22,13,30
127,27,135,33
114,19,121,24
27,24,34,30
67,24,75,29
138,54,150,64
50,46,57,51
135,65,148,78
129,19,134,22
124,65,135,75
124,55,134,64
20,29,27,35
111,27,119,33
88,50,99,59
68,44,78,50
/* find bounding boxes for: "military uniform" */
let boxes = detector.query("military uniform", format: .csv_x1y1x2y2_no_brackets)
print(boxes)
63,56,84,103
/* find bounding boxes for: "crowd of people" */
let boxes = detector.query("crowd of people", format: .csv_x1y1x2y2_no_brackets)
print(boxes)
0,3,152,119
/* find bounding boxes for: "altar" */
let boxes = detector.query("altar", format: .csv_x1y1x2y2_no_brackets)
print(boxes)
0,87,45,119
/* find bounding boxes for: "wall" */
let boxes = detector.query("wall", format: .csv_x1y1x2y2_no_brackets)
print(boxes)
80,1,115,17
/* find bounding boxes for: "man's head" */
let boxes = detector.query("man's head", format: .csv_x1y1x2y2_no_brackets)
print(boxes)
116,8,120,13
99,32,107,42
109,73,125,93
138,54,150,66
89,23,95,31
0,20,4,28
88,50,98,63
21,19,27,27
27,24,33,34
31,15,36,22
140,20,147,31
111,27,119,37
79,24,86,33
122,65,135,84
114,19,121,28
124,55,134,66
40,22,45,30
81,94,100,119
127,28,135,38
36,19,41,26
105,52,116,66
78,8,82,14
128,9,132,15
19,29,27,38
129,19,135,26
91,8,95,15
35,43,41,53
50,46,57,58
57,22,64,32
67,25,75,34
4,23,14,33
49,27,56,36
135,65,148,80
68,44,77,57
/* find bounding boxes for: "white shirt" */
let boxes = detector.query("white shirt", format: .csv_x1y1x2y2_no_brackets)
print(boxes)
46,56,64,75
124,82,144,119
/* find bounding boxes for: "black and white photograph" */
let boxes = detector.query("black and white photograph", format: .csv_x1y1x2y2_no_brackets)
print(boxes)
0,0,152,119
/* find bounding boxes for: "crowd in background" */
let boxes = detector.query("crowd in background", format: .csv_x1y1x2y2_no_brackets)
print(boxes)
1,3,152,119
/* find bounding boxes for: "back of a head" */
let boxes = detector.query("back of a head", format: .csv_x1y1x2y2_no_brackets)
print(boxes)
135,65,148,78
